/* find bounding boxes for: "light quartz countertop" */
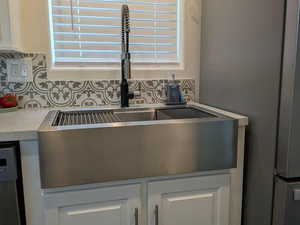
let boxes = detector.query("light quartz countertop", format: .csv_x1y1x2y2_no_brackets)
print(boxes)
0,109,50,142
0,103,248,142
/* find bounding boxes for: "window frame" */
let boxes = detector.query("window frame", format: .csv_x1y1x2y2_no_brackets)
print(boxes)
47,0,184,72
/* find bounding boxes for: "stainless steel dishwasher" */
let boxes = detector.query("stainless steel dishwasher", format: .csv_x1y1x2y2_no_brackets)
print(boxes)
0,142,26,225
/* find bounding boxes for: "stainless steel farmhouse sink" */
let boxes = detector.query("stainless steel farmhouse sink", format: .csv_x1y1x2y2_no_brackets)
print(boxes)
38,104,238,189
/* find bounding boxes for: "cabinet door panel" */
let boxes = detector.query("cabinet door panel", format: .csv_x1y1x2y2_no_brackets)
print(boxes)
162,191,216,225
44,184,140,225
148,174,230,225
0,0,22,51
60,200,126,225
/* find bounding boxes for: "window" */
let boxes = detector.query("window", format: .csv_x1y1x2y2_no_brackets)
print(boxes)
48,0,180,67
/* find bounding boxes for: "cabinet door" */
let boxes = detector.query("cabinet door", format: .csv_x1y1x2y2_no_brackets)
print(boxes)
148,174,230,225
0,0,22,51
44,184,141,225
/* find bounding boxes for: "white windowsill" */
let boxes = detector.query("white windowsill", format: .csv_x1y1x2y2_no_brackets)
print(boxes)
49,63,183,72
46,62,190,81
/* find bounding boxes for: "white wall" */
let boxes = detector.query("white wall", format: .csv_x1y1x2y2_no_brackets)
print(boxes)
20,0,201,85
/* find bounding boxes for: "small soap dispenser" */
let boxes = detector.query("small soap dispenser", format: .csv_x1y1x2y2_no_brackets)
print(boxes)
166,74,185,105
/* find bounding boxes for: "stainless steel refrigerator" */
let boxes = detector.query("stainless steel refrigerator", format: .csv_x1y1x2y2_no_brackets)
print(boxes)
199,0,300,224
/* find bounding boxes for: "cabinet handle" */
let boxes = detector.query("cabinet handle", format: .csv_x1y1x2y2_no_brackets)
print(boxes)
155,205,159,225
134,208,139,225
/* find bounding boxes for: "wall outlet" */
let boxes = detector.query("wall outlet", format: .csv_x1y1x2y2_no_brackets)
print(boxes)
6,58,33,82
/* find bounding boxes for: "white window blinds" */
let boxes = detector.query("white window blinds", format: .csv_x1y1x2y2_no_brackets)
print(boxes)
49,0,179,66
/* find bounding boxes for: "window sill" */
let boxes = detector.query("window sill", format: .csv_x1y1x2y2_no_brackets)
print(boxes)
46,63,190,81
50,61,182,71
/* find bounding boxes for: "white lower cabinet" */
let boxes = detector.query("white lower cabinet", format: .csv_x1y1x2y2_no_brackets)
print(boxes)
43,174,230,225
43,184,141,225
148,174,230,225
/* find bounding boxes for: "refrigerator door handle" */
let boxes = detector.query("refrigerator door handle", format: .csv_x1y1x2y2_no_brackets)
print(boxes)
294,189,300,200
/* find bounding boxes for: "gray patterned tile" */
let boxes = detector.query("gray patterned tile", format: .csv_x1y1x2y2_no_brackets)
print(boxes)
0,54,195,109
0,60,7,82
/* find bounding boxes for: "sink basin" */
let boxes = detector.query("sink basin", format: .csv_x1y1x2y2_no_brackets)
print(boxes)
38,104,238,189
157,108,216,120
114,109,157,122
113,107,216,122
50,106,217,126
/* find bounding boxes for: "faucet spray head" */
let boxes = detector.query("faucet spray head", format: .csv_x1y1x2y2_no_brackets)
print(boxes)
121,4,131,80
122,5,130,33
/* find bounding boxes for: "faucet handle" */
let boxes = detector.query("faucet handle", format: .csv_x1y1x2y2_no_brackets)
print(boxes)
128,90,141,100
128,91,134,100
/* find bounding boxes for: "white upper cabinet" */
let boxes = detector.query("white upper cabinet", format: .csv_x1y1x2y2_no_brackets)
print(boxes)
0,0,23,52
148,174,230,225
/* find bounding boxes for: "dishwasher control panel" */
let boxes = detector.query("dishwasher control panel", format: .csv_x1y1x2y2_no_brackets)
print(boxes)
0,147,17,181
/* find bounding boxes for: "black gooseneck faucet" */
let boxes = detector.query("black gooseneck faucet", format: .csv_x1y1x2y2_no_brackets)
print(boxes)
120,4,134,107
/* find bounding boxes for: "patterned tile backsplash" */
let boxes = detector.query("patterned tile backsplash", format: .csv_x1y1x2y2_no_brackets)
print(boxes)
0,54,195,109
